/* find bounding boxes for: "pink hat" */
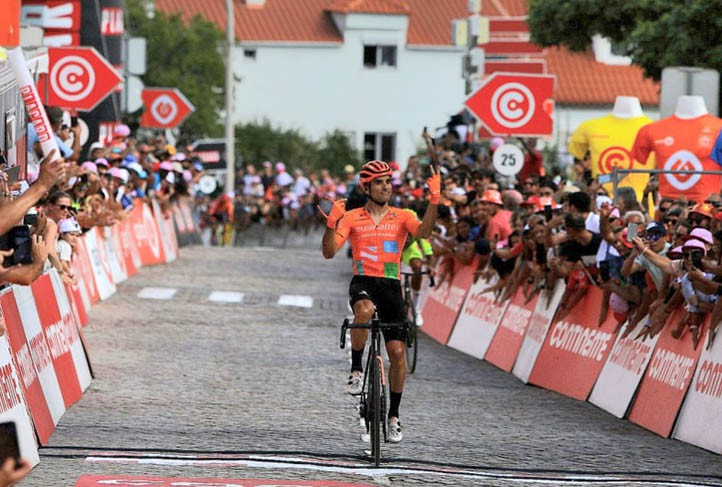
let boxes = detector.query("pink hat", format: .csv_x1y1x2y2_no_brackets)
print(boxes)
490,137,505,151
114,124,131,137
159,161,174,171
108,167,124,180
689,227,713,245
275,161,286,172
668,246,684,259
94,157,110,168
609,292,629,314
81,161,98,174
683,239,707,254
182,170,192,183
609,207,621,219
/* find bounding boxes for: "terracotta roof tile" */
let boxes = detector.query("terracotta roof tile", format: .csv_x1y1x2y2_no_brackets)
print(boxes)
325,0,410,15
156,0,467,46
545,46,659,106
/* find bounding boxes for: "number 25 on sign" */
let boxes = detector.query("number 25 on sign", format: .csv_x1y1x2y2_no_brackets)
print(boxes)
492,144,524,177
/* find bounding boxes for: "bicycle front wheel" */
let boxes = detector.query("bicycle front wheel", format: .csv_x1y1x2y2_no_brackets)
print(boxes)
405,301,418,374
369,356,382,466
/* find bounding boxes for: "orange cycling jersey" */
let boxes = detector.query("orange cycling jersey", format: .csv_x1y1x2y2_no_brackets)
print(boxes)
335,207,421,279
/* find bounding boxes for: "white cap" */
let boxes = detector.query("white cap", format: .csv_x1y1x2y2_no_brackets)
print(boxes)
89,142,105,153
58,218,81,234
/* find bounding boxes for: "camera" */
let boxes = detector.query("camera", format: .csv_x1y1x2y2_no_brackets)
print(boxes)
0,421,20,469
599,260,610,282
1,226,33,267
690,249,704,269
544,204,553,222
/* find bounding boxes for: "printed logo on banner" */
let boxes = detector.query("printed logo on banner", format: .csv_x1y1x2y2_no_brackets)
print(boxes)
628,308,706,438
512,281,564,383
589,319,660,418
485,288,538,372
0,291,55,445
447,276,510,360
420,259,475,345
100,7,124,35
528,286,618,400
142,204,161,259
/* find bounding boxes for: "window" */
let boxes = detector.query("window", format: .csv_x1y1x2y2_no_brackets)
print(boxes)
363,45,397,68
364,133,396,162
243,49,257,60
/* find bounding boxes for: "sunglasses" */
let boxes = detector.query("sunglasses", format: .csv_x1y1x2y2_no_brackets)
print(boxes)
539,191,554,197
704,200,722,208
664,217,678,224
597,192,608,196
523,181,537,186
643,233,663,241
691,215,709,224
56,204,74,211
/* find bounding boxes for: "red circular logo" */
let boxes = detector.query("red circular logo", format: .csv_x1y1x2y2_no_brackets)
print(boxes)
598,146,633,174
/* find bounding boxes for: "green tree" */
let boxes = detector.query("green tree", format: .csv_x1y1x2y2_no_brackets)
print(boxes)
235,121,360,175
527,0,722,80
125,0,225,140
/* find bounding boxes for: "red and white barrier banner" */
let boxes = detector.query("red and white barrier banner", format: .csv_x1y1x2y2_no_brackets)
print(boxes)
65,281,88,328
628,308,706,437
179,199,197,231
0,324,40,467
172,202,188,233
84,228,116,300
100,226,127,285
8,285,66,440
486,288,538,372
589,318,660,418
151,199,178,263
529,286,618,400
0,289,56,445
421,258,475,345
130,201,165,266
114,222,139,278
31,273,84,408
513,281,564,383
447,275,510,360
48,270,92,391
673,320,722,453
72,235,99,309
76,476,377,487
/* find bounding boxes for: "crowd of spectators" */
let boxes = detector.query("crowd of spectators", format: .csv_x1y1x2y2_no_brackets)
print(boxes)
0,106,201,292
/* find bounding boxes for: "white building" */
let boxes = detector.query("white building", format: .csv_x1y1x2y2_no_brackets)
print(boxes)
157,0,469,165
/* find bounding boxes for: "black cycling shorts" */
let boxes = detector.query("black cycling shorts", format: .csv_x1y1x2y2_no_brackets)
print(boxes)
349,275,407,343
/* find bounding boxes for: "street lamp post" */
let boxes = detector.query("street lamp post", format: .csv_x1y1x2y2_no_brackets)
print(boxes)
225,0,235,194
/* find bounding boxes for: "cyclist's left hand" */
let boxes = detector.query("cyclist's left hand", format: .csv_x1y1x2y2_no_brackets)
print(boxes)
318,196,346,228
426,165,441,204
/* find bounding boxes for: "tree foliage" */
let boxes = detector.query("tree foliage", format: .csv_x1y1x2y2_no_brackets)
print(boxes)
125,0,225,141
235,121,361,176
528,0,722,80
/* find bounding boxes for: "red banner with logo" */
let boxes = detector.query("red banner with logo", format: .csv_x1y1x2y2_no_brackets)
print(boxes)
130,199,165,266
628,308,706,437
486,288,538,372
421,258,475,345
72,234,99,308
31,274,83,408
529,286,618,400
0,290,55,444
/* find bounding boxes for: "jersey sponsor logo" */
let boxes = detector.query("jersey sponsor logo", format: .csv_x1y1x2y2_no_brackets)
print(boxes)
699,135,713,148
359,246,378,262
654,136,675,147
663,150,702,191
383,262,399,279
383,240,399,254
598,146,633,174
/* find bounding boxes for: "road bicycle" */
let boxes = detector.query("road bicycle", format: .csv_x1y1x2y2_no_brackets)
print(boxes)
340,314,405,466
400,270,434,374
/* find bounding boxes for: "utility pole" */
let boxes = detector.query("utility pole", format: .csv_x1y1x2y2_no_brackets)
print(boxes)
225,0,235,194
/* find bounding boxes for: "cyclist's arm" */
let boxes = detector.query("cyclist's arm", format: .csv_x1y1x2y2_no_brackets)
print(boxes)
322,216,350,258
414,203,438,239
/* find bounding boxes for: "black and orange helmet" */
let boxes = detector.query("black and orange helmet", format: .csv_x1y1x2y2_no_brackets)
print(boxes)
359,160,392,186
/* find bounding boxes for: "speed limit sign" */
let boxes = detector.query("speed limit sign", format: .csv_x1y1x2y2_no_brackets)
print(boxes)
492,143,524,177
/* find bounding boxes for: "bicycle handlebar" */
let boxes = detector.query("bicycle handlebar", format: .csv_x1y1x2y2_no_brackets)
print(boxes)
340,318,407,349
400,270,435,287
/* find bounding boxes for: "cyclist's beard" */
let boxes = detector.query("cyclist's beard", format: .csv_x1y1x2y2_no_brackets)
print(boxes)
368,193,388,206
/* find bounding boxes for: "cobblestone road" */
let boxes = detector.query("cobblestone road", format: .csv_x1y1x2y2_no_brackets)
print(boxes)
19,227,722,486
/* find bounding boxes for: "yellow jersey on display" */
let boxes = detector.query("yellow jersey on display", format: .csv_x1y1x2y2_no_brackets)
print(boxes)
568,115,654,199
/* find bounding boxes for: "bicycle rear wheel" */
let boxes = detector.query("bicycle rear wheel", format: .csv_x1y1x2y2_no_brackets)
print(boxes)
369,356,382,466
405,300,418,374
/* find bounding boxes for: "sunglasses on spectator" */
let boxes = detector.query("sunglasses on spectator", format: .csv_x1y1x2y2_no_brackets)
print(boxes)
539,190,554,196
523,181,537,186
704,200,722,207
691,215,708,224
56,204,74,211
643,233,663,241
597,191,608,196
664,217,678,224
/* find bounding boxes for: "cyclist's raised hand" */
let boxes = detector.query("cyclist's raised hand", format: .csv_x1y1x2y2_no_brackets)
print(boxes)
426,165,441,204
318,196,346,228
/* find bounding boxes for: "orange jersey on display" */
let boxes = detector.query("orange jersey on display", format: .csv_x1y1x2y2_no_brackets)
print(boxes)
335,207,421,279
568,115,653,199
631,114,722,203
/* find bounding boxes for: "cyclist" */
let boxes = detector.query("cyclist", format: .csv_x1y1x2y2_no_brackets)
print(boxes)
401,233,434,327
322,160,440,443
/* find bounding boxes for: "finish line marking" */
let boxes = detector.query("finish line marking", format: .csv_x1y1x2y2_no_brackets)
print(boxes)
137,287,177,300
83,455,712,486
208,291,245,303
278,295,313,308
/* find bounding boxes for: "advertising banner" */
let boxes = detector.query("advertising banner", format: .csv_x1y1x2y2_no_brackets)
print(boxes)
486,288,538,372
83,228,116,300
420,259,475,345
